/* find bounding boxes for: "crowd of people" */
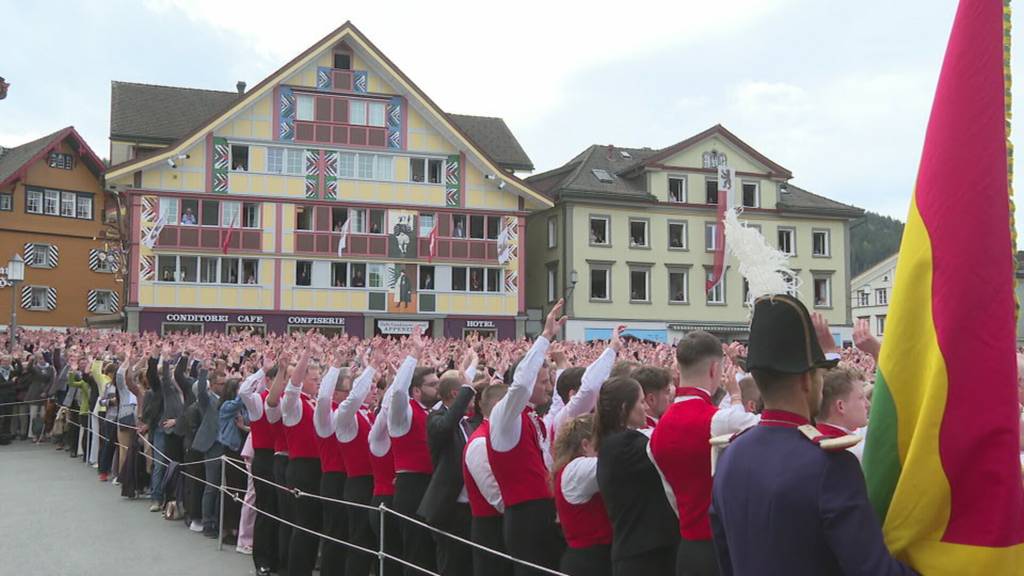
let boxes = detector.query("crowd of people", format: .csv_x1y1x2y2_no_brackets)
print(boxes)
0,301,922,576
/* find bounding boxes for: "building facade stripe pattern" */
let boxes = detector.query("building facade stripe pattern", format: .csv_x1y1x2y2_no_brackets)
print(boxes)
21,286,56,311
862,0,1024,572
23,242,58,269
86,289,119,313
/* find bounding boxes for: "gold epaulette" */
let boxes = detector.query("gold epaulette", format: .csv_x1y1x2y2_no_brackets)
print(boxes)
798,424,862,452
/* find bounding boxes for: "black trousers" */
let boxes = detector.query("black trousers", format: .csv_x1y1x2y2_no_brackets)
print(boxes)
676,537,719,576
319,471,348,576
503,499,565,576
393,472,435,576
344,475,375,576
251,449,279,572
274,454,293,574
433,502,473,576
471,514,512,576
613,544,677,576
561,544,612,576
183,448,205,523
370,494,403,576
286,457,322,576
222,448,245,541
63,411,80,454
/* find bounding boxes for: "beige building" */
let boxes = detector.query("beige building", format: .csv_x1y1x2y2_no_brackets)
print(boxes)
526,125,863,344
850,253,897,340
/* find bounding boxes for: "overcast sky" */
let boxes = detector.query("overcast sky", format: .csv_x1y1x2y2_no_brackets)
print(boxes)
2,0,1018,235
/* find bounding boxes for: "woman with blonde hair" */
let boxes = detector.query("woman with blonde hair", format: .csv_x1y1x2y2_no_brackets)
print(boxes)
552,413,611,576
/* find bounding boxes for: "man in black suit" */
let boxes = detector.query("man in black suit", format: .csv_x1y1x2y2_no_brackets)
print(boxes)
418,348,480,576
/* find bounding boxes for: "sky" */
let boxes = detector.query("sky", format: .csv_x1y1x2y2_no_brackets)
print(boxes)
0,0,1016,234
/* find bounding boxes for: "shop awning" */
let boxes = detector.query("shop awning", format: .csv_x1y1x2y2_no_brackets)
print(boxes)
667,321,749,334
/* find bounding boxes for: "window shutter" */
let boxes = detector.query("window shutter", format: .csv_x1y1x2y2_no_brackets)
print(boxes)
20,286,31,310
88,249,99,272
48,245,58,268
46,288,56,310
22,243,34,265
109,291,119,312
87,289,98,312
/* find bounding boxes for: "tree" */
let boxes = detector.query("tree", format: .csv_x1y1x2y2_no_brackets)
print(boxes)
850,212,904,276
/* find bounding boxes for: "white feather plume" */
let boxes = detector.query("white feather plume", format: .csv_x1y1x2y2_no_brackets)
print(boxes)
723,207,800,310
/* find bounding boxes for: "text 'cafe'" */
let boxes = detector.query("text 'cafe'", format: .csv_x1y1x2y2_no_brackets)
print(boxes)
140,311,515,339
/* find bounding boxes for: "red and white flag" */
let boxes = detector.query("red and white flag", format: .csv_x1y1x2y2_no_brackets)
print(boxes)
707,165,736,291
427,223,438,263
221,213,238,254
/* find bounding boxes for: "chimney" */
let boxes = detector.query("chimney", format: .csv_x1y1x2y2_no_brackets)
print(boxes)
606,144,614,160
236,81,246,94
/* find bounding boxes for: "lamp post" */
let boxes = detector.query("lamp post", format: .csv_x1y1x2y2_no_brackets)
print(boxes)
563,269,578,340
7,254,24,351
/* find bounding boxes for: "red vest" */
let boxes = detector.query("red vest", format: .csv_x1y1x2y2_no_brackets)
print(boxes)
318,400,346,473
283,394,321,460
339,410,373,478
391,399,433,474
649,387,717,540
487,408,551,507
249,390,275,450
272,418,288,453
463,421,500,518
554,461,612,549
369,412,396,497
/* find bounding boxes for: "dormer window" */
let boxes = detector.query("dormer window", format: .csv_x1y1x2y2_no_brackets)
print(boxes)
334,52,351,70
592,169,615,183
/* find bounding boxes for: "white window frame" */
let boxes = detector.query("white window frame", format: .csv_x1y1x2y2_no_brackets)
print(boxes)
778,227,796,256
419,213,435,238
0,193,11,211
27,286,49,310
93,290,116,314
668,220,688,250
28,244,53,268
75,195,92,220
705,222,718,252
668,175,687,203
221,201,241,227
296,94,315,122
44,189,59,215
742,181,760,208
547,216,557,249
349,100,367,125
589,265,611,302
812,229,831,257
368,101,386,127
706,270,725,305
667,268,689,304
628,218,649,249
242,202,260,228
877,315,887,335
60,191,76,218
546,266,557,303
589,216,610,246
813,275,832,308
230,145,249,172
629,267,651,303
159,197,179,225
367,263,386,289
26,189,43,214
876,288,888,306
350,208,368,234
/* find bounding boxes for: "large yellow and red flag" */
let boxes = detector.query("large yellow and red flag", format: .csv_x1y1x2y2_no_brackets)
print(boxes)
862,0,1024,573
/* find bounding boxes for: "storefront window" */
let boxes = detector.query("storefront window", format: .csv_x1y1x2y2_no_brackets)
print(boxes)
161,322,203,335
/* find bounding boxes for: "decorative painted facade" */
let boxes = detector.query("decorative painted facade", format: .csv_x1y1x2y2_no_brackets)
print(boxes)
106,23,549,338
0,127,121,329
526,125,864,344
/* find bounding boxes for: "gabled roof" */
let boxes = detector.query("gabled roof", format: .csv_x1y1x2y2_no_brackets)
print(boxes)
105,21,550,208
851,252,899,287
622,124,793,179
527,144,661,202
0,127,105,190
110,81,241,143
447,114,533,171
778,184,863,218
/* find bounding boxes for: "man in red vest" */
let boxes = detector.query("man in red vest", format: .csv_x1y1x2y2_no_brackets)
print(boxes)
649,331,758,576
487,299,567,575
815,366,869,462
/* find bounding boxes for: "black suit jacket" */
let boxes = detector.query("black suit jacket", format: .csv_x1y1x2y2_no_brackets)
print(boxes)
417,386,477,526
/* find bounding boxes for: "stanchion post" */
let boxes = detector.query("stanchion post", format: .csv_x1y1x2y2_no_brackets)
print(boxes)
379,502,386,576
218,455,225,551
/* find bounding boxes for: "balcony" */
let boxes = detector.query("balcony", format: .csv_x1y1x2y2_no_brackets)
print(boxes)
157,225,262,252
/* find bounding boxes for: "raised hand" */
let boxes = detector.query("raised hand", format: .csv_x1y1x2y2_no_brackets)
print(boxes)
610,324,627,353
811,312,837,355
409,324,425,359
541,299,568,341
853,318,881,361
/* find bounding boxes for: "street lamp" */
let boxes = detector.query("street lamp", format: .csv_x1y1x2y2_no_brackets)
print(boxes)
8,254,24,351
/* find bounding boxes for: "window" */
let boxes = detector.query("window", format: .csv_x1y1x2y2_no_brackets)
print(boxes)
349,209,367,234
175,256,196,282
368,102,386,127
877,315,887,335
221,201,241,227
242,259,259,284
349,100,367,125
470,215,485,239
813,276,831,307
419,213,435,237
0,193,11,211
589,216,609,246
452,215,467,238
180,199,198,225
201,200,219,226
486,216,500,241
44,189,59,215
668,221,687,249
296,261,312,286
231,145,249,171
705,222,718,251
629,268,649,302
200,257,218,283
333,52,351,70
668,270,688,303
27,287,49,310
61,192,76,217
668,176,687,203
419,266,435,290
339,153,355,178
296,95,315,121
706,270,725,304
547,217,557,248
410,158,444,184
93,290,115,313
812,230,830,257
351,263,366,287
546,267,557,303
343,153,393,180
220,258,239,284
76,196,92,220
591,169,614,183
453,267,468,291
876,288,888,305
369,210,384,234
331,207,348,232
590,267,610,301
486,269,500,293
48,151,73,170
330,262,348,287
778,228,795,255
469,268,484,292
629,219,648,248
374,156,393,180
358,155,373,179
27,244,54,268
158,255,177,282
242,202,260,228
367,264,385,288
705,179,718,204
742,182,760,208
296,206,313,230
858,291,870,306
26,189,42,214
267,147,304,175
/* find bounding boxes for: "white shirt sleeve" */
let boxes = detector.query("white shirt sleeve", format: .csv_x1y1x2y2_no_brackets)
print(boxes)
710,404,760,437
465,435,504,514
387,356,417,438
281,382,303,428
369,395,392,458
561,456,600,505
238,369,266,421
489,336,550,453
553,347,616,439
336,367,376,443
314,366,340,438
264,396,282,424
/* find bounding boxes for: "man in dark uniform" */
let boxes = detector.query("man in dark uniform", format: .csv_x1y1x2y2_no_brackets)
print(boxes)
709,294,916,576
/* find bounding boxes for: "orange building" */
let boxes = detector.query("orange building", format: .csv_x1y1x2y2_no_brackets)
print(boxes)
0,127,122,329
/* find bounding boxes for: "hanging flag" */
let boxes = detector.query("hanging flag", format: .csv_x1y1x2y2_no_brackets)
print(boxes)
497,221,513,265
706,165,735,290
221,213,239,254
862,1,1024,573
337,218,351,257
427,222,438,263
142,214,167,249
